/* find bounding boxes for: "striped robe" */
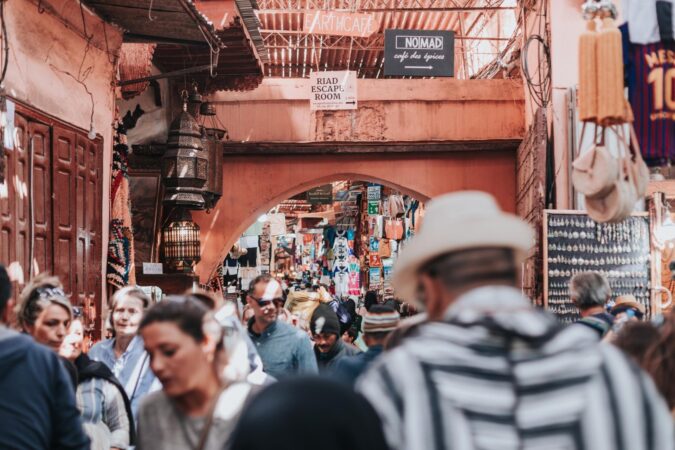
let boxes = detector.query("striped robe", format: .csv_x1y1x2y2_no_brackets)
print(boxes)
357,286,674,450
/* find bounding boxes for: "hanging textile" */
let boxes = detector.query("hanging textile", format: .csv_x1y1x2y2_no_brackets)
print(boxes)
622,24,675,165
106,124,136,288
622,0,675,44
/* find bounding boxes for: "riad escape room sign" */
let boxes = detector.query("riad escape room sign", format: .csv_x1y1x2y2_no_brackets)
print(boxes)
309,71,357,110
304,11,377,38
384,29,454,77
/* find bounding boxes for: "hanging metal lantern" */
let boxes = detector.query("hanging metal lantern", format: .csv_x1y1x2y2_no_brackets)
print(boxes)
162,95,208,209
161,208,201,273
199,101,216,116
187,84,203,118
202,128,223,210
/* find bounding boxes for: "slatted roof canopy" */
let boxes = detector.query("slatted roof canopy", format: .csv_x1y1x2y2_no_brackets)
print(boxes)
255,0,519,79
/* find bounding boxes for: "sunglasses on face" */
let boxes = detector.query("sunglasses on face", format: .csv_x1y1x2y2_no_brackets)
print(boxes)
247,295,284,307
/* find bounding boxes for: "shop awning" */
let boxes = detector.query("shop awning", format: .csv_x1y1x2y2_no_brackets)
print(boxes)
82,0,222,47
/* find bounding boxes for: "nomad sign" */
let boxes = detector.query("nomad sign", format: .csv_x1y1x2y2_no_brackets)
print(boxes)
304,11,377,38
309,70,357,111
384,29,454,77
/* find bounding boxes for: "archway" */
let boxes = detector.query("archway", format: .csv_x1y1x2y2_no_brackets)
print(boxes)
193,148,517,283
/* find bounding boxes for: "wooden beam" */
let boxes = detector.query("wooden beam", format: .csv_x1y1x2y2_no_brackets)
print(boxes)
221,140,521,156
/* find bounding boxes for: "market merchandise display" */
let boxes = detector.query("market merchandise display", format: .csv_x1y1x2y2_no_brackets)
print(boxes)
544,211,652,323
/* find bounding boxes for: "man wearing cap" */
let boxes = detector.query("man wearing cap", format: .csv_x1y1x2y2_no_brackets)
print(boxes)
357,191,673,450
311,303,360,373
332,305,399,385
247,274,318,379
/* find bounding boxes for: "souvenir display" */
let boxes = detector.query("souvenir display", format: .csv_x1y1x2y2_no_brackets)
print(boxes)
544,211,652,323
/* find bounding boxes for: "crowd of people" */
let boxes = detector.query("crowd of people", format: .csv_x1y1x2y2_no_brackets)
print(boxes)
1,191,675,449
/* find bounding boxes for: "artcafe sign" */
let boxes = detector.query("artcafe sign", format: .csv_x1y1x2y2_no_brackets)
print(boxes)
304,10,378,38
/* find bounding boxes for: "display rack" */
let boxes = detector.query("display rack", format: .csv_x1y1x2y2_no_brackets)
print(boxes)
543,210,652,323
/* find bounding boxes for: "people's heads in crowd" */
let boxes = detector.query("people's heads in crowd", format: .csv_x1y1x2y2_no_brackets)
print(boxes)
612,321,660,367
139,296,223,399
342,326,358,344
246,274,283,329
109,286,151,339
364,290,379,312
610,294,645,321
362,305,400,348
643,312,675,411
228,378,390,450
60,316,85,361
0,264,11,321
311,303,341,354
384,313,428,350
17,273,72,352
417,248,518,320
569,272,611,314
186,289,219,311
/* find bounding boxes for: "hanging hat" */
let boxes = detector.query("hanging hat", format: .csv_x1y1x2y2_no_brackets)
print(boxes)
392,191,534,303
362,305,400,334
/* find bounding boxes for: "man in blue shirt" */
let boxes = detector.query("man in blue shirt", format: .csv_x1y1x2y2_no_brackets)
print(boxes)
0,265,89,450
247,274,318,379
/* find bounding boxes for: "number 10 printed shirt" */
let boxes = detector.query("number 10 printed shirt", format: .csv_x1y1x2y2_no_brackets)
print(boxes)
622,24,675,166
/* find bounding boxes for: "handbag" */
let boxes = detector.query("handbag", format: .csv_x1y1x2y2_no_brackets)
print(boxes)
572,124,619,199
379,239,391,258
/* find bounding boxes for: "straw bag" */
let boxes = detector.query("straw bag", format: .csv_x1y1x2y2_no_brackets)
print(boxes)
572,124,619,199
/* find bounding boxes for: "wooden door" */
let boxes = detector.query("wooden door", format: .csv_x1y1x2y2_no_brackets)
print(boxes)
52,127,77,297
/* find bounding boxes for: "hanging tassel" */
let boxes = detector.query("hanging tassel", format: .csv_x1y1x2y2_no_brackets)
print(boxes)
579,19,598,122
596,17,625,125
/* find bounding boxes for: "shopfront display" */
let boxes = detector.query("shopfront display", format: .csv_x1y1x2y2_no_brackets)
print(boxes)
219,180,424,301
543,210,653,323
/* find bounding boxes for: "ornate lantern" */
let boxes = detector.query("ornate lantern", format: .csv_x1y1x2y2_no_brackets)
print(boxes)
161,208,201,272
199,101,226,211
162,94,208,209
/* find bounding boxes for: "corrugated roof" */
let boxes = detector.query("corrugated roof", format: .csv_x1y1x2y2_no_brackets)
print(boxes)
254,0,519,78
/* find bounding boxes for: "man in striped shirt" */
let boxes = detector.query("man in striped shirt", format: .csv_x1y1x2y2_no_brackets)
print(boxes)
357,192,674,450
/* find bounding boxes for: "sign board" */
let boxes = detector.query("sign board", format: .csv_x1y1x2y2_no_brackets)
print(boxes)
367,201,379,215
306,184,333,204
304,11,377,38
309,71,357,110
142,262,163,275
384,29,454,77
367,185,381,201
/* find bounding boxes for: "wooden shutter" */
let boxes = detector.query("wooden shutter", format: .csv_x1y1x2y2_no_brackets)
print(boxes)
29,121,52,276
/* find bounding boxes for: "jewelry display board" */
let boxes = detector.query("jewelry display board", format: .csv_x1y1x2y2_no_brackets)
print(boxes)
544,210,652,323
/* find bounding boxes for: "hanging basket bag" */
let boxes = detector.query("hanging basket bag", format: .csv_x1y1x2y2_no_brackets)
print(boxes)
572,125,619,199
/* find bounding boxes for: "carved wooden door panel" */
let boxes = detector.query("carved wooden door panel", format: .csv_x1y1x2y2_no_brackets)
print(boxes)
29,121,52,277
0,114,29,291
52,127,77,297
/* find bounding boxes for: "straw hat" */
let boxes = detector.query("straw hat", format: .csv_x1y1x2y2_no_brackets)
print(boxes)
392,191,534,303
611,294,646,316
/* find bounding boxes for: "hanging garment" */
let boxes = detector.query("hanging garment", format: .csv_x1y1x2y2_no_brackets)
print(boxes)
387,195,406,217
268,213,287,236
369,254,382,267
369,237,380,252
333,261,350,299
385,219,404,240
622,24,675,165
379,239,392,258
621,0,668,44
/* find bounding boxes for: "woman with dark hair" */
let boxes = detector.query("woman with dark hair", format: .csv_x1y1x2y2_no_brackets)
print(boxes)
228,377,390,450
643,312,675,418
136,296,258,450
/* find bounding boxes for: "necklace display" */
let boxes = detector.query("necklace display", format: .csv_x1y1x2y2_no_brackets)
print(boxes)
545,214,651,324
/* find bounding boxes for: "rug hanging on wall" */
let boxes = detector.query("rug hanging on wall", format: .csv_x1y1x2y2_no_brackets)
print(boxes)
107,122,137,288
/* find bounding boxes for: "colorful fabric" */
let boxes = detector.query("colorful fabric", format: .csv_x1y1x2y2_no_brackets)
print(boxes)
106,219,133,288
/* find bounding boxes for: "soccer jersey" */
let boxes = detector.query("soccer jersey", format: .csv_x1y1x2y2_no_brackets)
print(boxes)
622,24,675,166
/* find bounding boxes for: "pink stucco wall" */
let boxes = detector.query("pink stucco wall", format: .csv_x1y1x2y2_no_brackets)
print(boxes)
4,0,123,300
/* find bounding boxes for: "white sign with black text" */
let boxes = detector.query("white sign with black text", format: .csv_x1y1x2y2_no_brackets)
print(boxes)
309,71,358,111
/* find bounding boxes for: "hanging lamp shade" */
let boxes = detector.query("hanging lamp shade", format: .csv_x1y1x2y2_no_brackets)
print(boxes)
161,208,201,272
162,105,209,209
